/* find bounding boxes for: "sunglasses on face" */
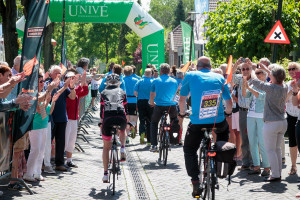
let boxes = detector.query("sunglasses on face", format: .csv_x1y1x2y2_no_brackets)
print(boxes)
255,71,263,75
39,80,45,83
242,68,250,71
288,68,296,72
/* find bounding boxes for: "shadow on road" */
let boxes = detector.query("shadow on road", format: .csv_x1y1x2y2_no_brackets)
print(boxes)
89,187,125,199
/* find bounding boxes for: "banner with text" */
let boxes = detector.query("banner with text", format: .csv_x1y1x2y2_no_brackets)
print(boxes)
14,0,50,142
181,21,195,64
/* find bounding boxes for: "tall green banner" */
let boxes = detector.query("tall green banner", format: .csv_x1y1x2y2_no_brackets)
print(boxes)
181,21,195,64
17,1,165,72
14,0,50,142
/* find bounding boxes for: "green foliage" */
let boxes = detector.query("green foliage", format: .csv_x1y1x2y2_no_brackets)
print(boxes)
173,0,185,28
149,0,194,29
204,0,299,62
125,31,141,56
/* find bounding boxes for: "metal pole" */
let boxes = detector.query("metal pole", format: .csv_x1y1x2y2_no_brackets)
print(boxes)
189,19,194,62
272,0,283,63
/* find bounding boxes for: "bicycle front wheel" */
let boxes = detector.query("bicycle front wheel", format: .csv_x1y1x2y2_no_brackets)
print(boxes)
203,158,215,200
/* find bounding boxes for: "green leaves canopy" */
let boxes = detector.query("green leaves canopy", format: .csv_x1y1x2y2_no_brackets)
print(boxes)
204,0,299,61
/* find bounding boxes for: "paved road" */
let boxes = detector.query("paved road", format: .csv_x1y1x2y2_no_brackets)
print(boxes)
1,106,300,200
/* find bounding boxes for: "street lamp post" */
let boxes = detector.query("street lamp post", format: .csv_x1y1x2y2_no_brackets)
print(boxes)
272,0,283,63
188,11,196,62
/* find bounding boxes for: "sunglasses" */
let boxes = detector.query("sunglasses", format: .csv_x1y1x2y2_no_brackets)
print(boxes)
39,80,45,83
255,71,263,75
288,68,296,72
242,68,250,71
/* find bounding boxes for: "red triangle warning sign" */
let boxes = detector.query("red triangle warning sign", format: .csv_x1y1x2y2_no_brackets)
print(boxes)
264,20,290,44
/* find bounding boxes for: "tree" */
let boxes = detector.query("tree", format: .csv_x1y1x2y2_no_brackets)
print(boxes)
173,0,185,28
117,24,131,57
0,0,18,67
204,0,299,61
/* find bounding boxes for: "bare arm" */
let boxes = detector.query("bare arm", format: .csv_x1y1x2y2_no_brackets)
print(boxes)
225,99,233,114
149,92,156,107
179,95,188,114
134,91,138,97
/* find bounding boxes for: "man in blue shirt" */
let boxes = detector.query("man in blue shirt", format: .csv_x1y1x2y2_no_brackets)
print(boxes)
149,63,179,152
178,56,232,197
134,68,153,145
98,64,126,93
123,66,139,143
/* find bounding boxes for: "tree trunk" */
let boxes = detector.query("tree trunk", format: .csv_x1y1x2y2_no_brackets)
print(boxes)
0,0,18,67
43,23,54,72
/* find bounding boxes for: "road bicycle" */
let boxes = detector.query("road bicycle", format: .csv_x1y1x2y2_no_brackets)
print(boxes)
158,111,170,166
196,128,218,200
108,125,122,195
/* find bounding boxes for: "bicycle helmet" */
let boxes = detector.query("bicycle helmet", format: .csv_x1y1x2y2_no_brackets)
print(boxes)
105,73,121,86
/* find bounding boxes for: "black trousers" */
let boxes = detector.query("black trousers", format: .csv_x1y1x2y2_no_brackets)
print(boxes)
52,122,67,167
183,120,229,182
137,99,153,141
150,105,178,146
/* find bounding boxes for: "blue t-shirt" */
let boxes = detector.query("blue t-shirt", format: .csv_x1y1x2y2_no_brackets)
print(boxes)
99,75,126,93
180,69,231,124
132,74,141,80
51,81,71,123
123,75,139,104
151,74,178,106
134,77,153,100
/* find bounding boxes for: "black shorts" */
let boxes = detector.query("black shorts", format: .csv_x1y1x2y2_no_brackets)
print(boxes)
91,89,98,98
287,113,298,147
127,103,137,115
102,114,127,141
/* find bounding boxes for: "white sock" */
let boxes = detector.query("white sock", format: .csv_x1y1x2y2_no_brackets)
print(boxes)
67,158,72,163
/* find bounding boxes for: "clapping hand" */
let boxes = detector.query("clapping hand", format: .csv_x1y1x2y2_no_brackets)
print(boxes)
16,93,33,111
52,92,61,102
9,72,26,86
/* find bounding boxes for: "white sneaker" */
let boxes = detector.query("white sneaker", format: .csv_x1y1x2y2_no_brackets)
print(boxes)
120,147,126,161
34,174,45,181
102,174,109,183
23,174,37,182
44,166,56,174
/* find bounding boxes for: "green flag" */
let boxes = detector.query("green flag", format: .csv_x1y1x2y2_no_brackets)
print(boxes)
181,21,195,64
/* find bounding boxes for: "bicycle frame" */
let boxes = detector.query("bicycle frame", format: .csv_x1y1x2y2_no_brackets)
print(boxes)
198,129,218,200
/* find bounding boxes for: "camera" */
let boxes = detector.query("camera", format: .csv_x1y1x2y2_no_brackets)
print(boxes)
241,58,245,63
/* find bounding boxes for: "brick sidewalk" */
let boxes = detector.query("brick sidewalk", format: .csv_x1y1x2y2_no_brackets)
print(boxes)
1,111,300,200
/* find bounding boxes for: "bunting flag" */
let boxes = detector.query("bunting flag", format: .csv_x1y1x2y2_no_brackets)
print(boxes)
180,61,191,73
180,21,195,64
225,55,233,84
61,0,67,75
122,60,125,66
14,0,50,143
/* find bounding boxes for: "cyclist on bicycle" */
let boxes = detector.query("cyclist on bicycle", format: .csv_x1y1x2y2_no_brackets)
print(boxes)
178,56,232,197
100,73,129,183
149,63,179,152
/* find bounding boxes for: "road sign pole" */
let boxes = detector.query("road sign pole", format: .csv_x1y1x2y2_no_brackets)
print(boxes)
272,0,283,63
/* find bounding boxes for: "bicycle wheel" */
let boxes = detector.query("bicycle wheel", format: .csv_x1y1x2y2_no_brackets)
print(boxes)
198,144,205,186
158,129,164,161
163,131,169,166
203,158,214,200
112,150,116,195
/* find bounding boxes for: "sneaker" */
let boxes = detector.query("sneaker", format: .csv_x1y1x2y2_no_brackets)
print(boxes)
23,174,37,182
44,166,56,174
102,174,109,183
150,146,158,153
140,133,145,144
34,174,45,181
8,183,24,191
192,182,201,198
66,161,78,168
238,165,250,171
261,170,270,177
55,165,68,171
120,148,126,161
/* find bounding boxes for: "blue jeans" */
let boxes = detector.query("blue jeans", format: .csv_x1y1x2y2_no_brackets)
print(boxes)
247,117,270,168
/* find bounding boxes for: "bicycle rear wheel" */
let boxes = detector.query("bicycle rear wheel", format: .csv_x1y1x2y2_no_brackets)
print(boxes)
163,131,169,166
112,151,116,195
203,158,215,200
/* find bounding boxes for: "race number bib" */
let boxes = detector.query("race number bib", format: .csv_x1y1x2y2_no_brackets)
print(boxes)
199,90,221,119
